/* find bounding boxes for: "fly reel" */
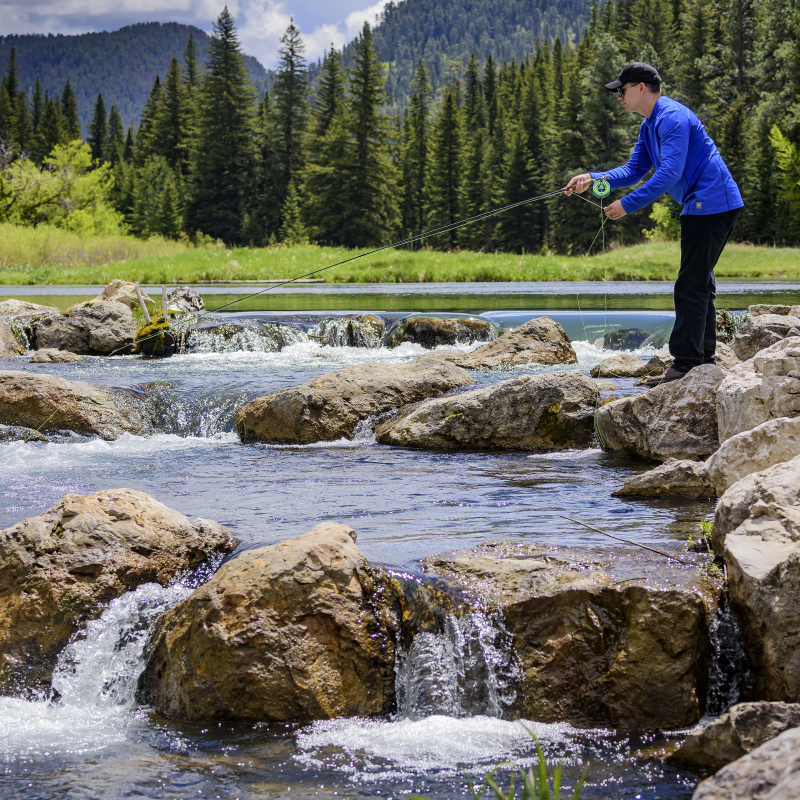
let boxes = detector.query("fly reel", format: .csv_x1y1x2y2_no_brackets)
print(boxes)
592,178,611,199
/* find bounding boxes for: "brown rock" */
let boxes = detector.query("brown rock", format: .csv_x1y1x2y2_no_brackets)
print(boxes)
423,542,717,730
386,317,494,349
94,280,154,310
732,314,800,361
590,353,653,378
612,458,715,498
0,320,23,357
235,355,475,444
456,317,577,370
35,300,138,356
746,305,792,317
0,489,237,695
136,522,399,722
29,348,84,363
0,300,58,316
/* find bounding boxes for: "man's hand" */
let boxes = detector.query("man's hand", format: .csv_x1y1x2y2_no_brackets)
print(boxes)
604,200,627,220
564,173,592,196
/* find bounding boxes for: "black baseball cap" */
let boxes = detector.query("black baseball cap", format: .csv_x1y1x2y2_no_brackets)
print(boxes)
605,62,662,91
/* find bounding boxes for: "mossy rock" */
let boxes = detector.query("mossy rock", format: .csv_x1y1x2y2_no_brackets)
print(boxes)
135,318,175,358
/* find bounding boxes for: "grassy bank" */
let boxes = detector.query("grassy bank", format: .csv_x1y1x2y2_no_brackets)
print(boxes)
2,223,799,285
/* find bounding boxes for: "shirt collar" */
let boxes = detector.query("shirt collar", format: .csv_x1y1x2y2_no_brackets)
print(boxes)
645,96,664,126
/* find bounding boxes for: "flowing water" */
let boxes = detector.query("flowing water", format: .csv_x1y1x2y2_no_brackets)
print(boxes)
2,279,789,799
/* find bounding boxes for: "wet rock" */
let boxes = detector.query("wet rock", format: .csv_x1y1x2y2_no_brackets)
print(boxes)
456,317,577,370
236,355,475,444
595,379,616,391
0,370,152,439
747,304,792,317
0,320,23,357
0,300,58,316
0,423,47,442
714,455,800,701
706,416,800,495
590,353,653,378
671,701,800,772
35,300,137,356
384,317,493,349
716,309,739,344
93,279,153,310
184,320,303,353
612,458,715,498
717,338,800,442
167,286,204,313
0,488,237,695
310,315,385,348
29,348,84,363
732,314,800,361
375,373,598,451
423,542,717,730
603,328,651,350
595,364,724,461
691,727,800,800
137,522,398,722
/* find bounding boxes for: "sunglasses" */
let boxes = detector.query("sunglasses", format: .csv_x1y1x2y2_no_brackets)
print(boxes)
617,82,642,97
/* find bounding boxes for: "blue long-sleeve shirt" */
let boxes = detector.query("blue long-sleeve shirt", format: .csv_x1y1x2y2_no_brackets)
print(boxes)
590,96,744,216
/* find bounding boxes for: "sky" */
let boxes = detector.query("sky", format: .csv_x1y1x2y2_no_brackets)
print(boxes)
1,0,392,67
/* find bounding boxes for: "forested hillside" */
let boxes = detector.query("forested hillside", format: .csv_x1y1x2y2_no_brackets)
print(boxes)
363,0,592,110
0,23,269,131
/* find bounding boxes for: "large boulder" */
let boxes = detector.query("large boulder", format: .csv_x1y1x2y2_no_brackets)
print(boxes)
691,727,800,800
746,304,793,317
35,300,138,356
0,320,22,357
423,542,717,730
456,317,577,370
310,315,385,348
167,286,204,313
137,522,399,722
0,489,237,695
590,353,653,379
717,338,800,442
0,300,58,317
384,317,493,349
0,370,151,439
706,416,800,495
93,279,153,310
732,314,800,361
714,455,800,701
671,701,800,772
595,364,724,461
235,355,475,444
612,458,715,498
375,373,598,451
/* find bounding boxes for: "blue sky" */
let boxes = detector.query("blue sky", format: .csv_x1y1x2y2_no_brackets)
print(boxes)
2,0,391,67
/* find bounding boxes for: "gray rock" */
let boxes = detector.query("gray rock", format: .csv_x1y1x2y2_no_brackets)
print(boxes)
0,319,23,357
0,423,48,442
375,372,598,451
29,348,84,363
310,315,385,348
384,317,493,349
595,364,724,461
590,353,653,378
732,314,800,361
706,416,800,495
235,355,476,444
691,727,800,800
714,342,740,371
456,317,577,370
0,300,58,316
671,701,800,771
747,304,792,317
167,286,204,313
35,300,137,356
612,458,715,498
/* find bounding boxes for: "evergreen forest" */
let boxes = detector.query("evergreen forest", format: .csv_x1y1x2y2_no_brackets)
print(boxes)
1,0,799,256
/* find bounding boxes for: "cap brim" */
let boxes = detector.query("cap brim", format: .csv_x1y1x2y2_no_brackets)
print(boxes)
604,79,623,91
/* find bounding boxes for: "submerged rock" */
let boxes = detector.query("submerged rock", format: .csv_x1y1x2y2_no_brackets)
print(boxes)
0,320,23,357
691,727,800,800
603,328,652,350
0,370,152,439
732,313,800,361
714,454,800,701
35,300,137,356
590,353,653,378
137,522,398,722
29,348,84,363
595,364,724,461
235,355,475,444
375,373,598,451
671,701,800,772
310,315,385,348
456,317,577,370
184,320,303,353
612,458,715,498
0,489,237,695
423,542,717,730
384,317,493,349
0,423,48,442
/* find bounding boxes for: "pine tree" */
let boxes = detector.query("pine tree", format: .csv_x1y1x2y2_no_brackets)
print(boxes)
674,0,709,110
107,105,125,165
312,47,345,137
3,48,19,106
159,173,183,239
484,55,499,136
0,86,14,148
87,93,107,163
155,57,190,171
14,91,34,156
186,6,256,243
136,76,163,164
464,53,486,132
183,33,200,95
31,79,43,134
33,94,64,163
123,126,135,162
279,179,309,244
61,81,81,141
628,0,675,63
401,57,432,238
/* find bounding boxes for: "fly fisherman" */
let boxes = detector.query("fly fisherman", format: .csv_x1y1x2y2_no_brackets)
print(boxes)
564,62,744,385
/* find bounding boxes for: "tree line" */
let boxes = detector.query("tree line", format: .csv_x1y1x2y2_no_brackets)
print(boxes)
1,0,799,253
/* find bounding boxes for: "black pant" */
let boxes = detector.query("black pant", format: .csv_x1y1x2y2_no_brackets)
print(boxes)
669,208,741,373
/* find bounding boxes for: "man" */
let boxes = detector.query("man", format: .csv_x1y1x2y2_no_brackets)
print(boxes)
564,62,744,384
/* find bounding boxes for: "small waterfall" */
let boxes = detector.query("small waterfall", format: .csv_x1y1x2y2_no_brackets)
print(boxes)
309,316,385,348
395,611,520,720
183,320,306,353
706,600,750,715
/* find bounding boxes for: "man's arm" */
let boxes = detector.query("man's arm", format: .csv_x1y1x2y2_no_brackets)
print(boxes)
589,135,653,188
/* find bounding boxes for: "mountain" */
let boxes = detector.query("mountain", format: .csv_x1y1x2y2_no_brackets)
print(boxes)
362,0,594,111
0,22,271,133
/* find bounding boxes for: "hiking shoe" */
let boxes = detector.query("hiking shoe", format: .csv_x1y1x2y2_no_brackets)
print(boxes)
644,367,687,387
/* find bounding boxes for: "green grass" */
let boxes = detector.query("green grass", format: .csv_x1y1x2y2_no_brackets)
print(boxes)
2,222,799,285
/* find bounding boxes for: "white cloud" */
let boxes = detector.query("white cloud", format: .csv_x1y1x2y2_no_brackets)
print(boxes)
344,0,390,38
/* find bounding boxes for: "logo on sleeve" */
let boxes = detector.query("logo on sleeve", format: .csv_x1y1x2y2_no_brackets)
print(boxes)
696,202,702,209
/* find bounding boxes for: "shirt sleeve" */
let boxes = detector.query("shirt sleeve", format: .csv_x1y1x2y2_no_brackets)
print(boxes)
616,118,690,213
589,127,653,189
